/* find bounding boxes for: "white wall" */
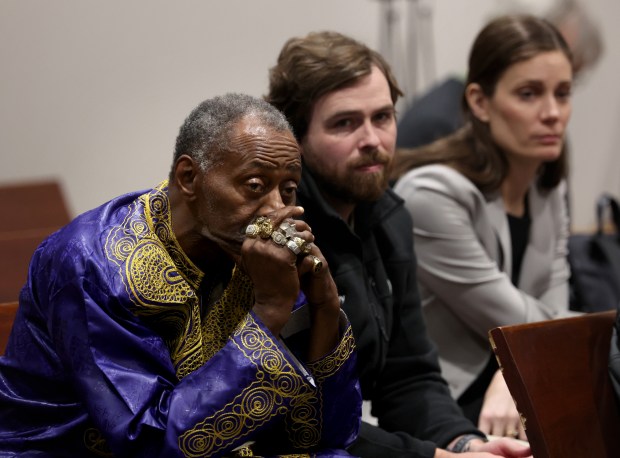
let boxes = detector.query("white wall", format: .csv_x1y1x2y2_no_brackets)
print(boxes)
1,0,617,229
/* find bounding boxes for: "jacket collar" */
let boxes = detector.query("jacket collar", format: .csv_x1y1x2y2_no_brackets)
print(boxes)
298,166,403,236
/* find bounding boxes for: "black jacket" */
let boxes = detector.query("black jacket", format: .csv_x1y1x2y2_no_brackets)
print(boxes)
298,168,481,457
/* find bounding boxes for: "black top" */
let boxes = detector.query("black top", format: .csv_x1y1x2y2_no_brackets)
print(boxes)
508,204,532,286
298,167,483,458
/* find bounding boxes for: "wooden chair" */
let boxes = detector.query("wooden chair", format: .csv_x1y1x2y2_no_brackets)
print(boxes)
489,311,620,458
0,301,19,355
0,180,71,233
0,180,71,302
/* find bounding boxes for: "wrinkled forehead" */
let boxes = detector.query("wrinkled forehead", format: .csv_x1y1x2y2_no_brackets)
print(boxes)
227,116,300,162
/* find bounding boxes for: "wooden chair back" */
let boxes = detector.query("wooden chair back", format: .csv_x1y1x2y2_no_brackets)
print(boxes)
489,311,620,458
0,180,71,302
0,301,19,355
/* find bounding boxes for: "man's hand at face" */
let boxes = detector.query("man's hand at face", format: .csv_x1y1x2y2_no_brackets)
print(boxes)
241,207,305,336
241,207,342,360
297,244,341,361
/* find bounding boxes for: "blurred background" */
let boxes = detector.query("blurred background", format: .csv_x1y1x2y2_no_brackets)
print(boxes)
1,0,617,230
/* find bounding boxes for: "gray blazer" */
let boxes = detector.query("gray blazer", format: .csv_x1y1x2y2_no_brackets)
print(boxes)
394,164,572,398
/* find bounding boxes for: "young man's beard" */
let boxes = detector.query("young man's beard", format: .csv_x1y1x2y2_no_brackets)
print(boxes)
310,161,392,205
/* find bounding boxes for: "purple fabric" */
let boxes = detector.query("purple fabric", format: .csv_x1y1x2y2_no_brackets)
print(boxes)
0,184,361,457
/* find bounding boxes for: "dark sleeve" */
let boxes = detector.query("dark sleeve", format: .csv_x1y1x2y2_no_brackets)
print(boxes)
366,209,482,455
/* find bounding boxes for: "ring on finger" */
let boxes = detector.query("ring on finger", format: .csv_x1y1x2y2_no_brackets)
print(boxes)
291,236,310,254
279,220,297,238
245,224,260,238
254,216,274,238
271,229,287,246
310,255,323,274
286,239,302,255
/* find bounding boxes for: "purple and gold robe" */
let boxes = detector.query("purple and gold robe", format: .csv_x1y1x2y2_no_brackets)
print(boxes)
0,182,361,457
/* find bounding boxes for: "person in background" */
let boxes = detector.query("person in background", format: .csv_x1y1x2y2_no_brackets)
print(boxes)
267,30,531,458
0,93,361,457
392,14,576,441
396,0,602,150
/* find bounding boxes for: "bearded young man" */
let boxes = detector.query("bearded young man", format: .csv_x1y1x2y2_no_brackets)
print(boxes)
267,31,531,458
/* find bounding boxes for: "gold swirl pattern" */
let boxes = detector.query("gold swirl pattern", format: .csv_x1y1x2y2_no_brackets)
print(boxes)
103,182,257,380
83,427,114,457
201,267,254,361
105,182,334,457
104,182,207,378
229,445,311,458
178,314,320,457
306,325,355,382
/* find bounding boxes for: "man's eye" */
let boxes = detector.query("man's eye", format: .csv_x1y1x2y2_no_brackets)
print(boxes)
334,119,353,128
374,111,394,123
518,88,535,100
247,181,265,193
282,186,297,196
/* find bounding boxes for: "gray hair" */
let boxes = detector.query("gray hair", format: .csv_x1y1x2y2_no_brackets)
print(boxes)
546,0,603,77
170,93,292,178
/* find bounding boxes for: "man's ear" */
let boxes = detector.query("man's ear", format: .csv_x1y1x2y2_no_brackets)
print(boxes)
172,155,200,200
465,83,490,123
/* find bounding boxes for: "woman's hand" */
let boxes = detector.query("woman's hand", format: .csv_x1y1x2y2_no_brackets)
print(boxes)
435,436,531,457
478,370,527,441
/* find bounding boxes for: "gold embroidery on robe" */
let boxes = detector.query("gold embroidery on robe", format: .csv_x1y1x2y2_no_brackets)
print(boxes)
178,314,319,457
307,325,355,382
104,182,342,457
83,427,114,457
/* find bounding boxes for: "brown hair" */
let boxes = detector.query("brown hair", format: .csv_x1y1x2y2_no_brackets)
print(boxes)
391,15,573,193
266,31,402,142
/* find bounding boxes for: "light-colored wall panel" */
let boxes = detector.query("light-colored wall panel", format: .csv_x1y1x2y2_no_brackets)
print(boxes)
0,0,616,230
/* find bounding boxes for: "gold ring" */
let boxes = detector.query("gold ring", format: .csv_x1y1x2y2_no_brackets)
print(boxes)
253,216,274,238
291,236,309,253
506,430,518,439
245,224,259,238
310,255,323,274
286,239,302,255
270,229,287,246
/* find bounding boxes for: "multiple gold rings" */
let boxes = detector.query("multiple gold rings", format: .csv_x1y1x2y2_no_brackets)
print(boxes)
244,216,274,239
247,217,313,254
245,216,323,274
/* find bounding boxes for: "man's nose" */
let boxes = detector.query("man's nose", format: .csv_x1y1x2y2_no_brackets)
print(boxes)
261,188,286,212
358,121,381,150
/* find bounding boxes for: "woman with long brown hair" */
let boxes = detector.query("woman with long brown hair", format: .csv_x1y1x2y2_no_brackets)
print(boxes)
393,14,575,440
